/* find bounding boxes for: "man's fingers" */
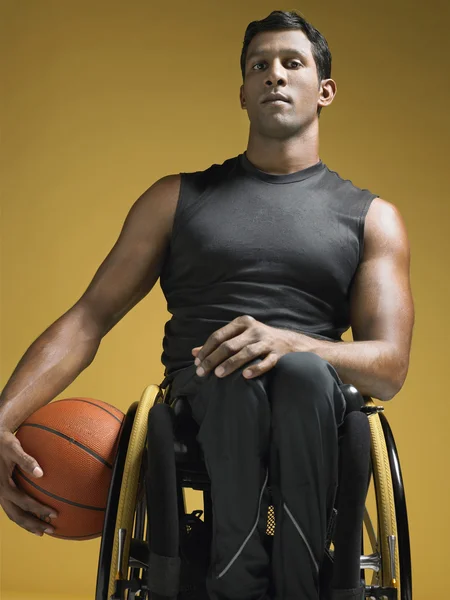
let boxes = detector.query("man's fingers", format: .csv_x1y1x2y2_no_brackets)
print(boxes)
198,332,254,375
6,485,58,520
211,351,277,379
195,317,251,364
208,343,267,377
15,447,43,478
0,496,56,536
240,352,279,378
5,434,43,479
0,430,58,536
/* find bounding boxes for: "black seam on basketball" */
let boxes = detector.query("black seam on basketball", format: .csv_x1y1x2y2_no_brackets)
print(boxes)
50,531,101,539
16,470,106,511
55,398,123,424
20,423,113,468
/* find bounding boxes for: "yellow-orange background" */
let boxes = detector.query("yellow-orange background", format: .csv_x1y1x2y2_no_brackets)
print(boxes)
1,0,449,598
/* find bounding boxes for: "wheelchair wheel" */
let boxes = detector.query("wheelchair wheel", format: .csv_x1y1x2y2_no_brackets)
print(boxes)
362,400,412,600
96,401,138,600
95,384,162,600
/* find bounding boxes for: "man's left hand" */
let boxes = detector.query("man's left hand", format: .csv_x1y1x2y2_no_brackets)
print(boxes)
191,315,314,379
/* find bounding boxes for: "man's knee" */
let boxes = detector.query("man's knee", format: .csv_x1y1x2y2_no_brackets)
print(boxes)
269,352,342,418
272,351,331,387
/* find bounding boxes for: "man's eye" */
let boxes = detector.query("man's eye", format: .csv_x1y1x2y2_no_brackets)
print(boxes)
252,60,302,70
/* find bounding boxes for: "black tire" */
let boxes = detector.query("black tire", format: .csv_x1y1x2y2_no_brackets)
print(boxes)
95,402,138,600
379,412,412,600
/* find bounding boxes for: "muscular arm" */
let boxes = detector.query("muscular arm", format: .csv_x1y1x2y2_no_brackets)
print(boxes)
292,198,415,401
0,174,180,431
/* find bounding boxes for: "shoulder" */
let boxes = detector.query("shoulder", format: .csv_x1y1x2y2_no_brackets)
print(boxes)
183,155,240,189
142,154,238,217
137,173,182,216
363,197,411,262
126,174,182,242
151,173,182,194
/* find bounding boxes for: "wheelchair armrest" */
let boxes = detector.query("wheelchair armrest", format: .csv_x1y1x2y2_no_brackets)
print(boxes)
340,384,368,414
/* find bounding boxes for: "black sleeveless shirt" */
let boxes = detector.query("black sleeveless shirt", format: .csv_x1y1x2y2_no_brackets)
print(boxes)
159,152,378,379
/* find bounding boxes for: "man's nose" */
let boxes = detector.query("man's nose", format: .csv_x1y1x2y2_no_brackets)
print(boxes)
264,62,287,87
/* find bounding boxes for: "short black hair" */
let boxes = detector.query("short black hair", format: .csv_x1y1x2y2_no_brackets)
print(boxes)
240,10,332,115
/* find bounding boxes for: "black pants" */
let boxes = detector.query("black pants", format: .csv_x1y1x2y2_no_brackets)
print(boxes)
166,352,347,600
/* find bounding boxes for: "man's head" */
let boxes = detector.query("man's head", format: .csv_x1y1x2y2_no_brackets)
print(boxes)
239,11,336,139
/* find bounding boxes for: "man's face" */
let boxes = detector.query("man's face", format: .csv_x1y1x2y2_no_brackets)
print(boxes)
240,29,334,139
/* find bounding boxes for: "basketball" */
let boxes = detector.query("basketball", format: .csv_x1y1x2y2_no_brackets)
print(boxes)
13,398,125,540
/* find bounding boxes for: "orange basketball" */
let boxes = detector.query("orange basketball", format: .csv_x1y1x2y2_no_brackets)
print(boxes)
13,397,125,540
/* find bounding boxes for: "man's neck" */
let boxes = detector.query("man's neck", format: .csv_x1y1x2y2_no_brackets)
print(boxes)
245,125,320,175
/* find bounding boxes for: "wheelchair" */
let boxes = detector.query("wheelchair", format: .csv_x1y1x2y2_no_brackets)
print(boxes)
95,377,412,600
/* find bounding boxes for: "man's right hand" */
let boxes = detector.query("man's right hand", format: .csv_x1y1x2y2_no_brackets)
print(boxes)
0,428,58,536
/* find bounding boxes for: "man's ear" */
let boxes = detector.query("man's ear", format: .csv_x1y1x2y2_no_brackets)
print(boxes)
318,78,337,110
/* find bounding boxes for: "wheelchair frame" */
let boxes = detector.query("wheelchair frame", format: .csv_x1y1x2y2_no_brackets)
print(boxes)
95,381,412,600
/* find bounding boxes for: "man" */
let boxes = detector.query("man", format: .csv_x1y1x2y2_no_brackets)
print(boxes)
0,9,414,600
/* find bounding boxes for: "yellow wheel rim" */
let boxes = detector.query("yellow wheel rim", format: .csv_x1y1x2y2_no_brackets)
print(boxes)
366,400,400,597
